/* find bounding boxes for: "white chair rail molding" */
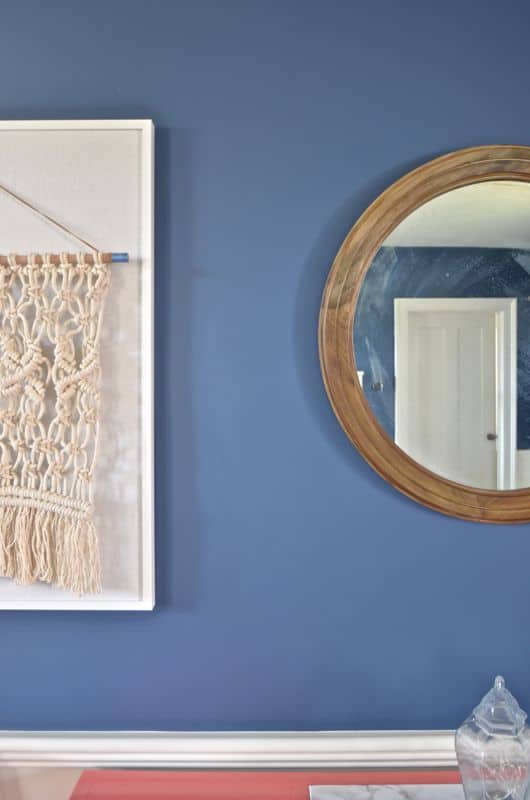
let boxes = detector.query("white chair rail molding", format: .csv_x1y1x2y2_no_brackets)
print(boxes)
0,730,456,769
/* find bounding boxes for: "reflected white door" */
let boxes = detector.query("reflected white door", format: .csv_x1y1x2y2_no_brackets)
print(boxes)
394,298,517,490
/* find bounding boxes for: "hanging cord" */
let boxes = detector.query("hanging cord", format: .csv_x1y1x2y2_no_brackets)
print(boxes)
0,181,99,252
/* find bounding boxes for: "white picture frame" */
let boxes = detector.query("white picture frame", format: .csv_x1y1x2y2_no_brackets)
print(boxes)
0,119,155,610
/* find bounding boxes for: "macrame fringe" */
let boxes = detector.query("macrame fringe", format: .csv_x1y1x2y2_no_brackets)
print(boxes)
0,506,101,594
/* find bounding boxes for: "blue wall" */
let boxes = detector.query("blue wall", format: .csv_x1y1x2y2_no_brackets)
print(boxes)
2,0,530,732
355,247,530,450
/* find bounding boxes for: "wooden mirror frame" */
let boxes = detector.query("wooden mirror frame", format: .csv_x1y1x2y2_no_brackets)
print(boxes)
319,145,530,523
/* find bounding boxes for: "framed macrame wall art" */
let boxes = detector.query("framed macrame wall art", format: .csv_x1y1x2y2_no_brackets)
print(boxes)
0,119,154,610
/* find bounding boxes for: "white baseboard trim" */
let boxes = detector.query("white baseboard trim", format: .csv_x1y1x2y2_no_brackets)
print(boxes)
0,730,457,769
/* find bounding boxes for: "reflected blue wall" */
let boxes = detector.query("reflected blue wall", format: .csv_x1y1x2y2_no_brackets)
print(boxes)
355,247,530,450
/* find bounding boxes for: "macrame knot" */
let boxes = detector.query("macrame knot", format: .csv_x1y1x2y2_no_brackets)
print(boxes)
24,379,45,403
55,335,76,371
0,409,17,427
66,441,82,458
0,269,11,290
38,438,57,456
36,308,56,327
56,411,72,426
21,344,40,370
21,412,38,429
58,383,77,403
23,463,39,483
13,438,29,454
51,462,65,478
0,337,20,371
27,285,43,300
0,463,15,484
75,253,91,274
1,377,21,398
82,408,97,425
79,376,97,395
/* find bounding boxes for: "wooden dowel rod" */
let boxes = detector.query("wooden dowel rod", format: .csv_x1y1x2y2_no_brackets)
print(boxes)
0,253,128,266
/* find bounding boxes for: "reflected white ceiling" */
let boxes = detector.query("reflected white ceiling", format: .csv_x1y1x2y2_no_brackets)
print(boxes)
385,180,530,248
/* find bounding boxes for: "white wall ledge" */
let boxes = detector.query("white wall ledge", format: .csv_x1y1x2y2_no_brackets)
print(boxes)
0,730,457,769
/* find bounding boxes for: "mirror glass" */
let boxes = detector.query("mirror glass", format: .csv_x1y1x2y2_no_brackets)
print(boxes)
353,180,530,490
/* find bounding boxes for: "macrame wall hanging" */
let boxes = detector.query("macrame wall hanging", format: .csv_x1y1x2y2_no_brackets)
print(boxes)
0,184,124,594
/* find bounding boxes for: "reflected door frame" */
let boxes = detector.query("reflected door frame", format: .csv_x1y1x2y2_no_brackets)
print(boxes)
394,297,517,490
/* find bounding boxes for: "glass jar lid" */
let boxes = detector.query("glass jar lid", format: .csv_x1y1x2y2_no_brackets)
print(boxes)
473,676,527,736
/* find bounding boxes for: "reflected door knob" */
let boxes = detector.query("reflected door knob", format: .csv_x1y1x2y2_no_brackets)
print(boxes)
487,433,498,441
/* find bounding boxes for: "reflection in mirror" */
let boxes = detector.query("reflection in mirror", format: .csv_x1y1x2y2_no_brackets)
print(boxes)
354,180,530,491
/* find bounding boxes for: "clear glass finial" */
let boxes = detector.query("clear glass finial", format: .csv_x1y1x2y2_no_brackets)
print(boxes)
473,675,527,736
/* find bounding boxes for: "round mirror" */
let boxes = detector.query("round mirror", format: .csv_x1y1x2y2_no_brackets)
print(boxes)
319,146,530,522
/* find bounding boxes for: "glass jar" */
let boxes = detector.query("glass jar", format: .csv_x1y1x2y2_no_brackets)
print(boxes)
455,676,530,800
